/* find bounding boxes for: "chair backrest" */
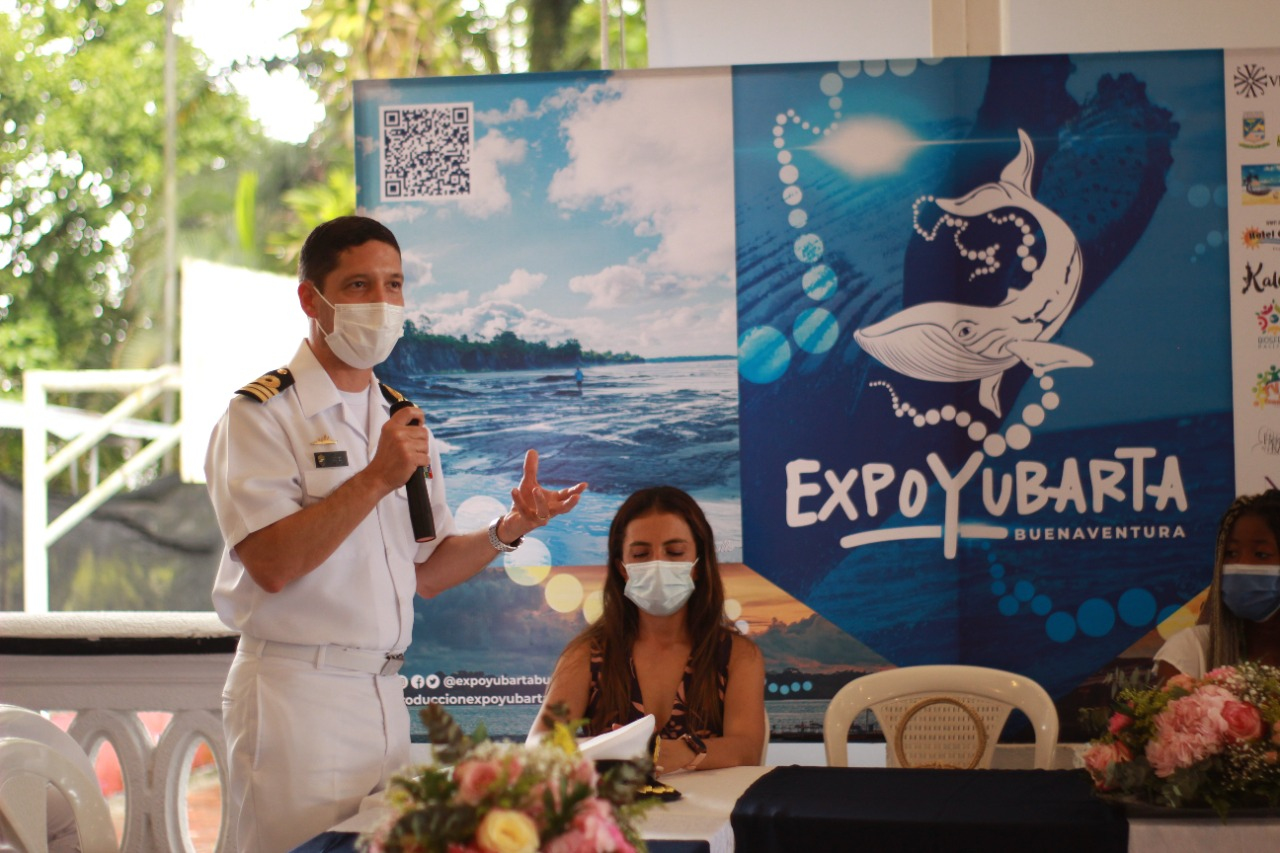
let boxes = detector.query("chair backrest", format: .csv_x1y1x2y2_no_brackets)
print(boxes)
0,738,119,853
0,706,98,782
822,665,1059,770
0,705,119,853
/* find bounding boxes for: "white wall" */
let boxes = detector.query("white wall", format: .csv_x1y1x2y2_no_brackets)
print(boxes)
646,0,934,68
179,259,307,483
647,0,1280,67
1005,0,1280,55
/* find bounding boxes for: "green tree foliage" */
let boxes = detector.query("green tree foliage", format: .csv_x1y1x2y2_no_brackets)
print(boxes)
538,0,647,72
261,0,506,249
0,0,262,389
264,164,356,269
172,135,316,280
388,322,638,374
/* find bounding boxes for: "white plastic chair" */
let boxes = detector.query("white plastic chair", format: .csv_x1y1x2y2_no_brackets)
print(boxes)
822,665,1059,770
0,705,118,853
0,706,100,783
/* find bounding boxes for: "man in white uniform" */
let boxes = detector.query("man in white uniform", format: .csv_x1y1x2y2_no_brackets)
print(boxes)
205,216,586,853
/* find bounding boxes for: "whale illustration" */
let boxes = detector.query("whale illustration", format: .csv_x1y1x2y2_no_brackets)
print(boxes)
853,129,1091,417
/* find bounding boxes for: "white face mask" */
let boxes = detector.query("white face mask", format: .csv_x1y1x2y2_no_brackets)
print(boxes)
623,559,697,616
312,286,404,369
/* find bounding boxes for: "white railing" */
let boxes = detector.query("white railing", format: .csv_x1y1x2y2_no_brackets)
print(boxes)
21,366,183,613
0,610,1086,853
0,612,234,853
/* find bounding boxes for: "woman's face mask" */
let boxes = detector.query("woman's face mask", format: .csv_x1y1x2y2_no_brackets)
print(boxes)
1221,564,1280,623
623,559,697,616
313,285,404,369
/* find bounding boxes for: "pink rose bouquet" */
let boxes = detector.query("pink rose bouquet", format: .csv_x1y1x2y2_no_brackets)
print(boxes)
364,704,659,853
1083,661,1280,816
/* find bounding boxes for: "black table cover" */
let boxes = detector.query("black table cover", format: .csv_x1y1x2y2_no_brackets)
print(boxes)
729,766,1128,853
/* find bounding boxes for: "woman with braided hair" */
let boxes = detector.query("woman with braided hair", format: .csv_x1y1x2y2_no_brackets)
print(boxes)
1154,489,1280,684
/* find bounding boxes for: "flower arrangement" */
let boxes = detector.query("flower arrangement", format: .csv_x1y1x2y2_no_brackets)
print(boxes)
1082,661,1280,816
362,703,660,853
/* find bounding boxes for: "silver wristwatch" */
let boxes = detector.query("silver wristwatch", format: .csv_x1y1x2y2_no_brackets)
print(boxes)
487,516,523,552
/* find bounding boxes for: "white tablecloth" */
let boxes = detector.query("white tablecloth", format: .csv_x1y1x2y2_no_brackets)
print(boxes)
639,766,769,852
1129,814,1280,852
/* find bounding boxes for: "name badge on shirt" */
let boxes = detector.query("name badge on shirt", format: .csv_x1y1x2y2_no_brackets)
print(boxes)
314,451,349,469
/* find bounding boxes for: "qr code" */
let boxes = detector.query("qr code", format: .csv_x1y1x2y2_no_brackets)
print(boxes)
381,103,473,201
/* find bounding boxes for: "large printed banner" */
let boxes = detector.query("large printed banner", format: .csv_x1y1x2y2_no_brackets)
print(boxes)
353,49,1258,741
1227,50,1280,493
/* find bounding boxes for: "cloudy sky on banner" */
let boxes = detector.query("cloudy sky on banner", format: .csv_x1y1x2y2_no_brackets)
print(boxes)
358,71,738,358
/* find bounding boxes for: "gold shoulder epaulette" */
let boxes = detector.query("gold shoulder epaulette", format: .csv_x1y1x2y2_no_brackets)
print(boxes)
379,382,407,405
235,368,295,403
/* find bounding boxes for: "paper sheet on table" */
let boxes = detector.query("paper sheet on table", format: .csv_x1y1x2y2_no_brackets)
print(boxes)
525,712,656,762
578,713,656,761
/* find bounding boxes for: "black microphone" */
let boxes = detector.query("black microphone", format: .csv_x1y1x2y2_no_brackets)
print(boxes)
389,399,436,543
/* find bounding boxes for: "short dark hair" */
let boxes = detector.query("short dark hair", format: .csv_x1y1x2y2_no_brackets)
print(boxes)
298,216,401,291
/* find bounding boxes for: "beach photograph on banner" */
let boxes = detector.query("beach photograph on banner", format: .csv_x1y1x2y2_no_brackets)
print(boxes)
353,67,879,740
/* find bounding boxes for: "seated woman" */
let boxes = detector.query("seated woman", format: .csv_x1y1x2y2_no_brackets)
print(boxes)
1154,489,1280,683
532,485,766,773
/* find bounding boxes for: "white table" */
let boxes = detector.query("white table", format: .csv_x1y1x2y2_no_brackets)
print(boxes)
1129,813,1280,852
639,766,768,853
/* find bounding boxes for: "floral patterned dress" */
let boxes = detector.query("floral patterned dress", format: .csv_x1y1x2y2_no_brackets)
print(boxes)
584,629,733,737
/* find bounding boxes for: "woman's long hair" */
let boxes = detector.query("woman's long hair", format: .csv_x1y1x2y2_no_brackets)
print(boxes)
1206,489,1280,668
571,485,729,735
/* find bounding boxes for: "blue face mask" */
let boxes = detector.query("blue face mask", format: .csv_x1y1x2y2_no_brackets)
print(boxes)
1221,563,1280,622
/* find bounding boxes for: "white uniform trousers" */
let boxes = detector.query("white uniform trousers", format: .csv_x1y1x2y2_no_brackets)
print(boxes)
221,649,410,853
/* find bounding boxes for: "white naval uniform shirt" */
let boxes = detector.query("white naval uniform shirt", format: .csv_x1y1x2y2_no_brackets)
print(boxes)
206,339,457,652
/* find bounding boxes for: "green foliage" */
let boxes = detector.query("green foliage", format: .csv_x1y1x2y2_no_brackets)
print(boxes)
0,0,263,391
265,166,357,268
421,700,481,765
175,136,313,276
234,169,259,256
561,0,648,71
47,543,209,611
394,323,640,373
0,0,647,387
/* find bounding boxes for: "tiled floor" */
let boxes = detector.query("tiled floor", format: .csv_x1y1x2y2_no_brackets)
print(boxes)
187,767,224,851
